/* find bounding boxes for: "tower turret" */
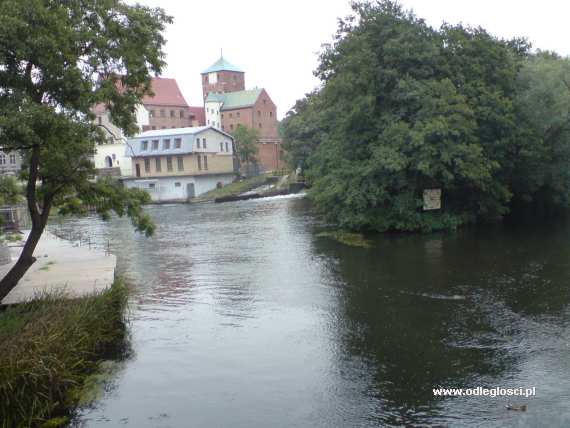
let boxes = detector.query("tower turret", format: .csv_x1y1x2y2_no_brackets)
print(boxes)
201,55,245,100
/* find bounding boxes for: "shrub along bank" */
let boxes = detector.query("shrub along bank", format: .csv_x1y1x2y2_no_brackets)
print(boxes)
0,280,129,427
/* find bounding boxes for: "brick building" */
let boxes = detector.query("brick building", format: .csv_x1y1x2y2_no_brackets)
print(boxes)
202,56,284,173
142,77,205,131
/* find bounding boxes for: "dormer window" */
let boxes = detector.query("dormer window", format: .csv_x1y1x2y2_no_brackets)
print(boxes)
196,138,201,148
163,139,170,150
202,138,207,148
174,138,182,149
152,140,159,150
141,141,148,151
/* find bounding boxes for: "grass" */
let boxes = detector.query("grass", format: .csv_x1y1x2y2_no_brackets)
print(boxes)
317,230,374,248
193,174,271,202
0,279,129,427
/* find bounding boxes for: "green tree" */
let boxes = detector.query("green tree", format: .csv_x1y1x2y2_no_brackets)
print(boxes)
233,124,259,171
0,0,171,300
511,52,570,213
283,0,531,232
0,176,23,206
281,91,327,172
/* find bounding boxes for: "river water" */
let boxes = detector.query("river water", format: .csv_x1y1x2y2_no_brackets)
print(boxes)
57,196,570,427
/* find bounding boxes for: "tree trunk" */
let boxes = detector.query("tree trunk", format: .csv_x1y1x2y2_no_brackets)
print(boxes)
0,145,50,303
0,220,46,302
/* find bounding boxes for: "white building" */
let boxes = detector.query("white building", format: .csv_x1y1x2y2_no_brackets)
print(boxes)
92,104,150,177
204,93,223,129
122,126,236,202
0,148,22,176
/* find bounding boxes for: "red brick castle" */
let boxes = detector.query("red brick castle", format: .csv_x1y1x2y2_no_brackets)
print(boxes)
202,55,284,173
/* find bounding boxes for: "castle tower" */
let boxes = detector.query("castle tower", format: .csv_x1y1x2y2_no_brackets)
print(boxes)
201,55,245,100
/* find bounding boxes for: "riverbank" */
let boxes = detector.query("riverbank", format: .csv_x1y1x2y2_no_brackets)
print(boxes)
190,174,272,203
0,279,129,427
0,230,116,305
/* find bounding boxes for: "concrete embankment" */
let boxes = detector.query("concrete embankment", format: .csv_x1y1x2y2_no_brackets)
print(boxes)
0,231,116,305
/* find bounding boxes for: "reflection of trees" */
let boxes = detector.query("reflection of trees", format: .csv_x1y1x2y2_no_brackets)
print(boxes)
311,231,520,425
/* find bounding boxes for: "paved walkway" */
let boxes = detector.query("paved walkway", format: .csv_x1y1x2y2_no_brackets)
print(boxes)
0,231,116,305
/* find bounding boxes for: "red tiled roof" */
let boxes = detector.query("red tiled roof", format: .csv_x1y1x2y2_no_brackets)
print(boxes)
142,77,189,107
188,106,205,125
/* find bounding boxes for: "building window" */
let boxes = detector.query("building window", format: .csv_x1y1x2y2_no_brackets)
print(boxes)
149,183,155,189
202,138,207,148
230,124,234,130
220,142,224,152
0,154,5,165
150,110,155,117
166,156,173,172
177,156,184,171
196,138,201,148
9,154,16,164
160,109,165,117
203,155,208,170
225,142,229,152
175,182,181,187
152,140,159,150
162,126,166,129
237,112,240,118
229,113,233,118
180,110,184,118
207,119,210,125
163,139,170,150
258,110,261,117
221,125,225,130
175,138,182,149
144,158,150,173
258,123,262,128
197,155,202,170
141,141,148,151
97,116,102,125
221,113,224,119
269,111,273,117
170,110,175,118
263,99,267,105
155,157,161,172
151,126,156,130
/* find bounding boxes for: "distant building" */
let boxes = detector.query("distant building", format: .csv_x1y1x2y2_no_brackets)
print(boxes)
91,77,205,177
201,57,245,100
142,77,205,131
202,56,284,173
92,103,149,177
123,126,235,202
0,148,22,176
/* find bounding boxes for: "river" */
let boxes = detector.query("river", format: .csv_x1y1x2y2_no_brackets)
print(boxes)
54,195,570,427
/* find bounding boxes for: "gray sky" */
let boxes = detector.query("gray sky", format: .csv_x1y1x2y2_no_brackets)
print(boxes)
132,0,570,118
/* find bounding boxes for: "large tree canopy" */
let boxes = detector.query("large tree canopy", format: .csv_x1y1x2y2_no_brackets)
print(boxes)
0,0,172,300
282,0,570,232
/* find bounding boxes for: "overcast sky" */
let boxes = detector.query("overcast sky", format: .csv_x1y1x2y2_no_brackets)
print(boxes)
131,0,570,119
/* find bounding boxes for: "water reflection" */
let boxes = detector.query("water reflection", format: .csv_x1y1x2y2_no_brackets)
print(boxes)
56,199,570,427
